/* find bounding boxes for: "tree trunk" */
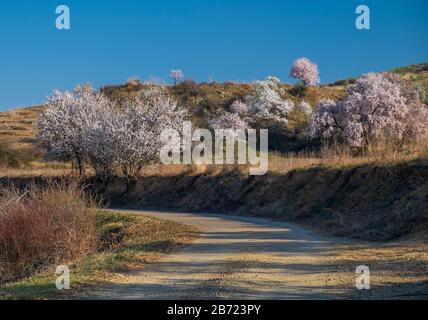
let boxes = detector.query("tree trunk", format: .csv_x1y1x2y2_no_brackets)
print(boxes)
75,152,84,176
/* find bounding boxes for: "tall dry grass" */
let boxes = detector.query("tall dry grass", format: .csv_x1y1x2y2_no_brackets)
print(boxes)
269,138,428,173
133,138,428,178
0,182,98,283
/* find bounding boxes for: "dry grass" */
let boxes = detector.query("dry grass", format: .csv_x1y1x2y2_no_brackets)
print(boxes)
0,163,71,178
0,211,198,299
1,141,426,179
269,139,428,173
0,106,43,151
133,138,428,178
0,182,98,284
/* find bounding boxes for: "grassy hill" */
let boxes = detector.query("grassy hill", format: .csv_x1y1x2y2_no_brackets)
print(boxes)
1,62,427,242
0,62,427,168
0,106,43,151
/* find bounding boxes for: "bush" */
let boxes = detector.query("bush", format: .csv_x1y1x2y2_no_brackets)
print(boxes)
98,222,126,250
0,182,98,283
172,79,205,98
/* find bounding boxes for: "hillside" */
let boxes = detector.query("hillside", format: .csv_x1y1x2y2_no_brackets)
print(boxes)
0,62,427,242
0,62,427,166
0,105,43,151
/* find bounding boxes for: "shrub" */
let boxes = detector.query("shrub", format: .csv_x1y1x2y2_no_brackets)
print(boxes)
0,182,97,283
173,79,204,98
126,76,142,86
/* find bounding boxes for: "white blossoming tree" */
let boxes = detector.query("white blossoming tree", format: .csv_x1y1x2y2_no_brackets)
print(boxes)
297,101,313,116
308,99,344,141
341,73,409,147
290,58,320,87
208,112,248,141
170,69,184,85
38,85,187,179
85,86,187,179
245,76,295,124
37,86,111,175
229,100,249,115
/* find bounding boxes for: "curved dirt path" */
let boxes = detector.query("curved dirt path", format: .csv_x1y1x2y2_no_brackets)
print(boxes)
87,210,370,299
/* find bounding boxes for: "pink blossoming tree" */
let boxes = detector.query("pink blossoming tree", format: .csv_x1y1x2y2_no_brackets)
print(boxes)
290,58,320,87
308,72,428,148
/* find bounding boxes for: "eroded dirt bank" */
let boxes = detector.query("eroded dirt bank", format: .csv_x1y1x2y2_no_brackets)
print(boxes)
89,160,428,242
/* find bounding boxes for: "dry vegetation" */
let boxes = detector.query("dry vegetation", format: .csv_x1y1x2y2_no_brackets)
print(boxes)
0,182,98,283
0,64,427,299
0,182,198,299
89,156,427,242
0,106,43,151
0,62,427,241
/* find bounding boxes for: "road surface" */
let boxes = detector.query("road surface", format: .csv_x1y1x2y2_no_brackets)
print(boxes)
87,209,368,299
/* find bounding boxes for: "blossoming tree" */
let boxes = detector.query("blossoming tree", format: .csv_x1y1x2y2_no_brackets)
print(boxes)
245,76,295,124
208,112,248,141
38,85,187,179
37,86,111,175
308,99,344,141
297,101,313,116
170,69,184,85
290,58,320,87
229,100,249,115
308,72,428,148
85,86,187,179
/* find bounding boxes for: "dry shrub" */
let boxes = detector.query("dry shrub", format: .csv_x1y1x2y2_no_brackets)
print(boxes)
0,181,98,283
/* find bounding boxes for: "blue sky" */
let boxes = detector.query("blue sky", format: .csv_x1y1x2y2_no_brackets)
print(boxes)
0,0,427,110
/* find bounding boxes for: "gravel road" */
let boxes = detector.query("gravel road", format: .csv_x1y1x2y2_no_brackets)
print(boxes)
87,210,428,300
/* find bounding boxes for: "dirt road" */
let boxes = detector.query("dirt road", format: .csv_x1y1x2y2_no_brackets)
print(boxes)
88,210,428,300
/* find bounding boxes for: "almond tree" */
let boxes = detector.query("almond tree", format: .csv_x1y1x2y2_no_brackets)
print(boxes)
229,100,249,115
297,101,313,116
208,112,248,141
85,86,187,179
37,86,111,175
308,99,344,140
170,69,184,85
245,76,295,124
290,58,320,87
343,73,411,146
308,73,428,148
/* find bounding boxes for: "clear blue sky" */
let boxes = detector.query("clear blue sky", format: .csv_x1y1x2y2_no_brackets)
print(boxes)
0,0,427,110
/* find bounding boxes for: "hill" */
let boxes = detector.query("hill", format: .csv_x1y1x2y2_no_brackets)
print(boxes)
0,62,427,166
